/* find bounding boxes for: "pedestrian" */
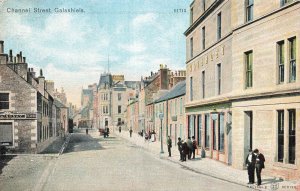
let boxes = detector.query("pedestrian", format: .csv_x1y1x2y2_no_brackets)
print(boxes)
177,137,183,161
86,128,88,135
129,129,133,137
181,140,188,162
167,136,172,157
119,126,121,133
186,137,193,160
192,136,197,159
253,149,265,186
245,149,255,184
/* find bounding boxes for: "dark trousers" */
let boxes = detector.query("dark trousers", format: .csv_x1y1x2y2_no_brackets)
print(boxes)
255,164,262,185
188,149,192,159
179,150,183,160
247,165,255,183
182,152,186,161
168,146,171,157
192,148,196,159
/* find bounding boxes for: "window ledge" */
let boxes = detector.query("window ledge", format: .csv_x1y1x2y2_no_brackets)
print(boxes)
273,162,298,170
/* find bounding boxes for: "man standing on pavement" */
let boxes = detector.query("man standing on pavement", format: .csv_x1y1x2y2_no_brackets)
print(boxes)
253,149,265,186
186,137,193,160
129,129,133,137
181,140,188,162
119,126,121,133
167,136,172,157
245,149,255,184
177,137,183,161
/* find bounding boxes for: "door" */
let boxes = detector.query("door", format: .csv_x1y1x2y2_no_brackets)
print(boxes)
244,111,253,162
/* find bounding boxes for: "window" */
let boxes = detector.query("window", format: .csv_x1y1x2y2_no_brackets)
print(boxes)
213,120,216,150
202,27,206,50
118,93,122,101
118,118,121,125
277,110,284,162
219,113,225,151
289,37,296,82
180,124,183,138
0,122,13,146
190,8,193,25
217,64,221,95
277,41,285,83
202,0,206,12
190,37,193,58
202,71,205,98
217,12,222,40
118,105,121,114
246,0,254,22
281,0,293,7
245,51,253,88
190,77,193,101
174,99,177,115
169,102,172,116
205,114,210,148
288,109,296,164
180,98,183,114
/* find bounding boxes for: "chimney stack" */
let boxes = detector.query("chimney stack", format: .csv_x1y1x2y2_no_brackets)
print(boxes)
9,49,13,62
16,54,20,63
19,51,23,63
0,41,4,54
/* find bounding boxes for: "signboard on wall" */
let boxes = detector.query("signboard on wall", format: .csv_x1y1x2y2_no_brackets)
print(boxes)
0,112,37,120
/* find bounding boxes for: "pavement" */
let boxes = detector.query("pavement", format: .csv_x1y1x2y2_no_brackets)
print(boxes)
115,130,300,191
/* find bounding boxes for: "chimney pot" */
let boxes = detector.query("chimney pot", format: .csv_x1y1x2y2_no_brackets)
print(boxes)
39,69,43,77
14,56,16,63
0,40,4,54
9,50,13,62
23,57,26,63
19,51,22,63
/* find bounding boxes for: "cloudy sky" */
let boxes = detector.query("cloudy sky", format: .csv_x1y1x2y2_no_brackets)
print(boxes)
0,0,189,107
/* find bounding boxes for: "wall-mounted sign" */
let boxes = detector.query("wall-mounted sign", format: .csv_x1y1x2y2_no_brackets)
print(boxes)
0,112,37,120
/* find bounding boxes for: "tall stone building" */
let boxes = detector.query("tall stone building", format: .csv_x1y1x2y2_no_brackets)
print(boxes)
185,0,299,179
0,41,66,153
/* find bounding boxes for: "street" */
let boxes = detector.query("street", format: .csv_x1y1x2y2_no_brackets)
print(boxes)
0,129,251,191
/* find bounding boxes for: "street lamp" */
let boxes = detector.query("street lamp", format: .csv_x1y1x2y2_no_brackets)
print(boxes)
63,115,66,139
159,113,164,154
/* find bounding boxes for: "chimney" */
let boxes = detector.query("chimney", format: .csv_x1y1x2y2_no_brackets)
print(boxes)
14,56,16,63
39,69,43,77
0,41,4,54
16,54,20,63
19,51,23,63
9,50,13,62
23,57,26,63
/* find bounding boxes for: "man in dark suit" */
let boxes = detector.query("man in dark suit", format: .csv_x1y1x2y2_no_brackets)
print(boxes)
167,136,172,157
245,149,255,184
177,137,183,161
253,149,265,186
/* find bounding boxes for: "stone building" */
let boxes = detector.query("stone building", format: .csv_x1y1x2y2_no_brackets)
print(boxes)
185,0,299,179
0,41,65,153
154,81,186,145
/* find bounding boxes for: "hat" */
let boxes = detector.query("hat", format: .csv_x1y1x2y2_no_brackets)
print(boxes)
253,149,259,153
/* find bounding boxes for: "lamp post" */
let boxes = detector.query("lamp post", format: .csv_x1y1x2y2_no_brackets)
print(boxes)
159,113,164,154
63,114,66,139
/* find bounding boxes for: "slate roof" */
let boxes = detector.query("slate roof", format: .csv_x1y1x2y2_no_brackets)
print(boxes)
98,73,112,88
155,80,186,103
54,99,67,108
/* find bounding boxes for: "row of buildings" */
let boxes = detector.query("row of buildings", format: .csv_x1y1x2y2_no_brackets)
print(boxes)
79,0,299,180
0,41,69,153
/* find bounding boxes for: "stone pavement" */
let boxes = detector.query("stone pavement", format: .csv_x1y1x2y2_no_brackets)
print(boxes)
115,130,300,191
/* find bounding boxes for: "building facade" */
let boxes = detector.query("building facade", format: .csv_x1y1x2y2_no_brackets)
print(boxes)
185,0,300,179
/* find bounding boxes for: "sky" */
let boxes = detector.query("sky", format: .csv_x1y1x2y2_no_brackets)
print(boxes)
0,0,190,107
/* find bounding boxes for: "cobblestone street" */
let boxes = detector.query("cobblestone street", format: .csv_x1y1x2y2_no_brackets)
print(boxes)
0,129,251,191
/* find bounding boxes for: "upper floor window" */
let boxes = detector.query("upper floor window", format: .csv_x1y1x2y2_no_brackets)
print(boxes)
180,98,183,114
118,93,122,101
190,37,194,58
217,12,222,40
202,71,206,98
190,8,193,25
1,93,10,110
217,64,221,95
245,0,254,22
118,105,121,114
202,0,206,12
277,41,285,83
202,27,206,50
190,77,193,101
245,51,253,88
289,37,296,82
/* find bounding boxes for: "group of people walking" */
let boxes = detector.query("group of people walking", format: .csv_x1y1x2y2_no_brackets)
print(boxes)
245,148,265,186
170,136,197,161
